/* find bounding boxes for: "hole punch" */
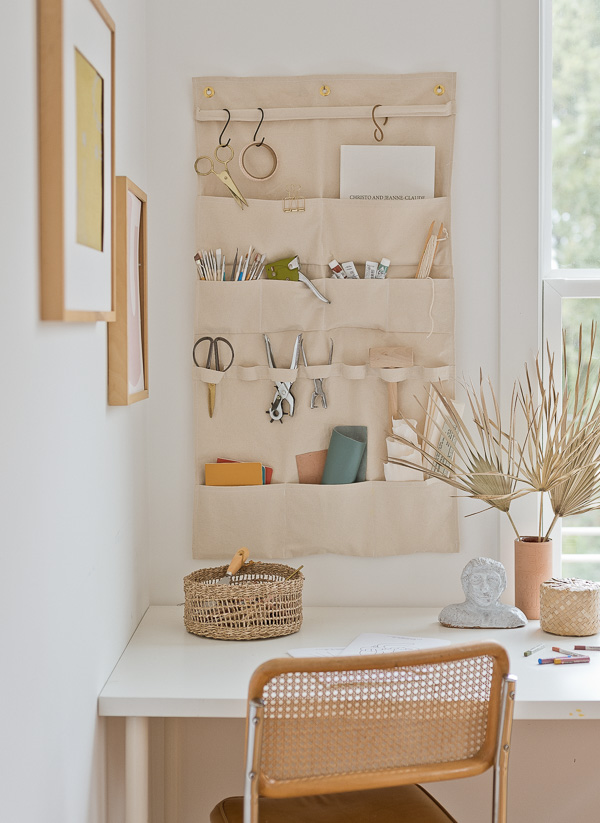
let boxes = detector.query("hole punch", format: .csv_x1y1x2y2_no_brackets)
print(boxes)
239,107,279,181
219,109,232,148
371,104,388,143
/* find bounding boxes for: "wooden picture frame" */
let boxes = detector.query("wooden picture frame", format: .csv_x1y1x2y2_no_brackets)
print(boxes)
38,0,116,321
108,177,149,405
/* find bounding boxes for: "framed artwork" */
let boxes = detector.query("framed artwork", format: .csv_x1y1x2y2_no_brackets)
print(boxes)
38,0,116,321
108,178,149,405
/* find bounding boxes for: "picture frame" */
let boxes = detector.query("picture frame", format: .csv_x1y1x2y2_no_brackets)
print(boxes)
108,177,149,405
38,0,116,321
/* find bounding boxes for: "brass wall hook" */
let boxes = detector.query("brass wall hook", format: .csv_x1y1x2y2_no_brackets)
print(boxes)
371,105,388,142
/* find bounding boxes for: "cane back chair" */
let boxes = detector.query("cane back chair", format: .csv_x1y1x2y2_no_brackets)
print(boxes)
210,641,516,823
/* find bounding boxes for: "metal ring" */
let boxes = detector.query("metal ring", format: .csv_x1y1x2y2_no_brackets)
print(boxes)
214,143,234,165
194,157,211,176
434,84,445,96
239,141,278,181
320,85,330,96
204,86,215,98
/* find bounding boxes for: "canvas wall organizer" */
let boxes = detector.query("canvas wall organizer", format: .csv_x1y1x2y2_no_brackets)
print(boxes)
192,73,458,558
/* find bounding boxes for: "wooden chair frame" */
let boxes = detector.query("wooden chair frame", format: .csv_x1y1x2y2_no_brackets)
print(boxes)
243,641,516,823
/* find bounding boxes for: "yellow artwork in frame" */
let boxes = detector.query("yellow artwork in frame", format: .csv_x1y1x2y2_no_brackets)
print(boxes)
75,49,104,252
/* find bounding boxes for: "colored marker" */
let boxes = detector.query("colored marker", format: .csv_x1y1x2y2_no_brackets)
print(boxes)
574,645,600,651
524,644,545,657
538,657,561,665
554,656,590,665
552,646,587,657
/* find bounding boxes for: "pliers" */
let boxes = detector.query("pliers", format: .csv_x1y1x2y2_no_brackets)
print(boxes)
301,338,334,409
264,333,303,422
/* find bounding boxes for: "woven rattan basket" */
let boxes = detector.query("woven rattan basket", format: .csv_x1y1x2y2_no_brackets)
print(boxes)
183,562,303,640
539,578,600,637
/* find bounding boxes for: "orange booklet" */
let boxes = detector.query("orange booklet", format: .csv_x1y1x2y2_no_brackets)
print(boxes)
205,462,264,486
217,457,273,484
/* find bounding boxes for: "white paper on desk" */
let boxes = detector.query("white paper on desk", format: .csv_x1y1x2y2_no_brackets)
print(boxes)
288,646,346,658
341,633,450,656
340,145,435,201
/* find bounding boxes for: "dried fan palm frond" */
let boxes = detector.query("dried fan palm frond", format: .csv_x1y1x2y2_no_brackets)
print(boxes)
389,379,526,538
543,325,600,537
512,325,600,538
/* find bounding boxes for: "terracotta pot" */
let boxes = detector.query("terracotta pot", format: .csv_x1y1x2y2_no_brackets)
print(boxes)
514,537,554,619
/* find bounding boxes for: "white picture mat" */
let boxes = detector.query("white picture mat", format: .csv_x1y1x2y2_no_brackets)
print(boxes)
341,632,450,655
340,145,435,201
127,192,145,394
289,633,450,658
63,0,113,312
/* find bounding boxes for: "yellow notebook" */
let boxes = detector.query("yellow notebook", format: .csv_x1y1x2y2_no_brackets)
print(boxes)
205,462,264,486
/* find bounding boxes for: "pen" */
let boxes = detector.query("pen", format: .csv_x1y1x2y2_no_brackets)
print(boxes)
552,646,587,657
574,645,600,651
524,643,545,657
554,656,590,664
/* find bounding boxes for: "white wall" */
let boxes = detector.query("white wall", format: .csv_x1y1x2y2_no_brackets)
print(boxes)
0,2,148,822
146,0,501,608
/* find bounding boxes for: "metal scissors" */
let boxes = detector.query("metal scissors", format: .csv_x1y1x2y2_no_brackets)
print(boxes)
193,336,235,418
264,333,302,422
301,338,333,409
194,145,249,209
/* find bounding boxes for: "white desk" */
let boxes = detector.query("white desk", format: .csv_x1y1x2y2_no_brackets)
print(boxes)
99,606,600,822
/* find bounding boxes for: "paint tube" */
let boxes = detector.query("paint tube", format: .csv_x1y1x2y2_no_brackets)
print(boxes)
328,259,345,279
341,261,359,279
364,261,377,279
375,258,390,279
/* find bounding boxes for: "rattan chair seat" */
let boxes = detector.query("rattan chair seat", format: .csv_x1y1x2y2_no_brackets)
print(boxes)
210,784,459,823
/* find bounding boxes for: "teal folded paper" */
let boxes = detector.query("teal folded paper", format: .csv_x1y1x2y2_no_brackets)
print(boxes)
321,426,368,485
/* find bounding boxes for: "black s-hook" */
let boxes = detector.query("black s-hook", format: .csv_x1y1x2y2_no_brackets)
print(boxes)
253,108,265,147
218,109,232,147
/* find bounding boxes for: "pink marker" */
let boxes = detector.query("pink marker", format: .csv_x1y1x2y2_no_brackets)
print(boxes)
574,645,600,651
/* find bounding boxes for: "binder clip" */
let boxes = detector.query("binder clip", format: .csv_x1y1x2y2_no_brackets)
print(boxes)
283,184,305,214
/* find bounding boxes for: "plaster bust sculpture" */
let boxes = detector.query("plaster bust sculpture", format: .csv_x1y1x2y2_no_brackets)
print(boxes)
439,557,527,629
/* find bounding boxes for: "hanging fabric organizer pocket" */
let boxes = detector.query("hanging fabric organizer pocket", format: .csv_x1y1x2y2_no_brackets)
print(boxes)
193,480,458,559
196,196,452,280
192,72,458,558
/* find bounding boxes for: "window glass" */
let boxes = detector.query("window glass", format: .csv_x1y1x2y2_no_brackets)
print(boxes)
552,0,600,269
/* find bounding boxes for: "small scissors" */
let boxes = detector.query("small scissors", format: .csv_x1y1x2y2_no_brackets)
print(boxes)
194,145,249,209
193,336,235,418
301,338,333,409
265,333,302,422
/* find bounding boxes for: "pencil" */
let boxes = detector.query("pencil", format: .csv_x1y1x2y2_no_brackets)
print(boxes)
554,656,590,664
524,643,545,657
551,646,587,658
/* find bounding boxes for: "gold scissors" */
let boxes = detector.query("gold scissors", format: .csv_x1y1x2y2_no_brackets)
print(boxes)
193,336,235,418
194,145,249,209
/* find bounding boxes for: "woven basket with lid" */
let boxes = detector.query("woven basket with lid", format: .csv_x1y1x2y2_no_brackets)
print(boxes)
539,578,600,636
184,561,303,640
